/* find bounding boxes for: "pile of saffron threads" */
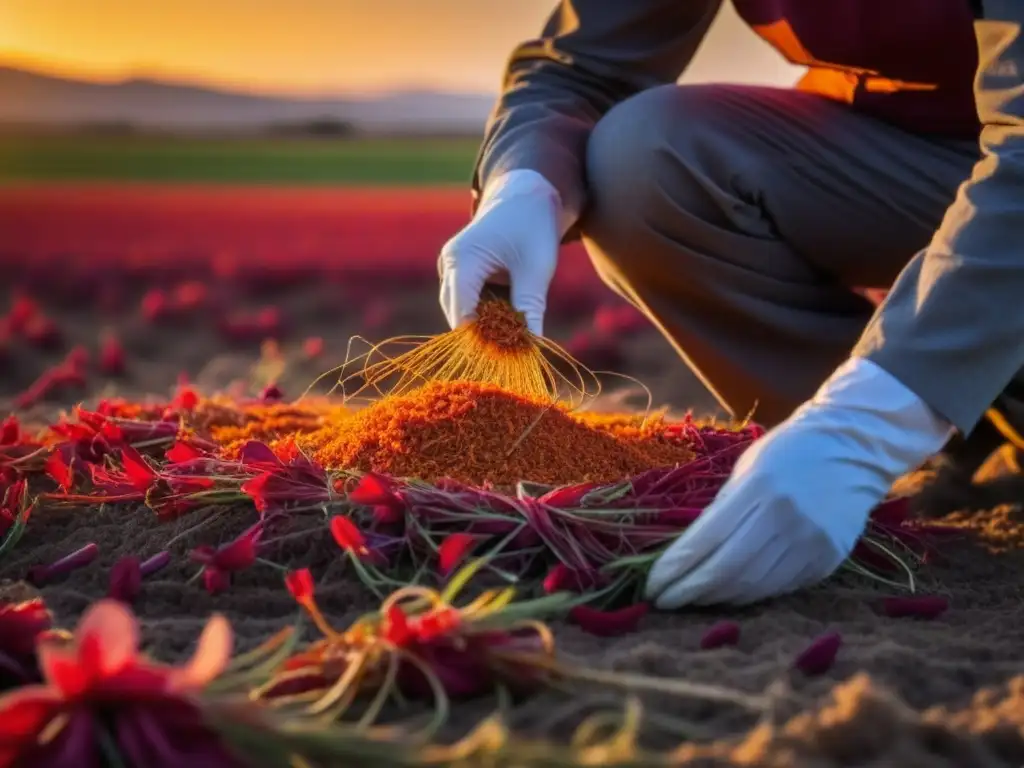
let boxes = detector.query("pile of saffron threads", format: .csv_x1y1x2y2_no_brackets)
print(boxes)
276,380,698,488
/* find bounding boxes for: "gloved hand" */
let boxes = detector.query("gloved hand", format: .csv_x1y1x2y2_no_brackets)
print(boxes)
645,357,954,609
439,169,565,336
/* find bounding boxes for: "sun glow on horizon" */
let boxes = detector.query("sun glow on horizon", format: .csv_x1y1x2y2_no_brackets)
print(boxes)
0,1,800,95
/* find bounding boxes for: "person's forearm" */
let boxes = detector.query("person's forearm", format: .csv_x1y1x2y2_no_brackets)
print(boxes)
473,0,722,235
853,3,1024,435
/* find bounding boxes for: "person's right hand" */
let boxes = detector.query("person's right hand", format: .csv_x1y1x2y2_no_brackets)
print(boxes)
438,169,563,337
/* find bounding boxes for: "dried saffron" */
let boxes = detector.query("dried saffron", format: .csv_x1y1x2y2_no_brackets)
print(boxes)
282,381,695,488
200,302,711,487
210,401,333,450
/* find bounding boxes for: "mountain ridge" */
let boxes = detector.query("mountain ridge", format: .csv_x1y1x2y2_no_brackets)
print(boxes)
0,64,496,133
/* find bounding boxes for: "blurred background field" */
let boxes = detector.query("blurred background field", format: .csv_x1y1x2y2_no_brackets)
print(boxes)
0,133,479,184
0,0,806,414
8,7,1024,767
0,0,802,414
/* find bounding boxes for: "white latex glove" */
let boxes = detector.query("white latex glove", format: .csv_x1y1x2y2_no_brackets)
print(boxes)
645,357,954,609
439,169,568,336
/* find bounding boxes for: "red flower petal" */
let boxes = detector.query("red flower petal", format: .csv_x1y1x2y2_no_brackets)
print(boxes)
569,603,649,637
119,446,156,492
542,563,600,594
44,452,74,492
881,595,949,619
2,479,26,514
213,529,260,572
371,504,403,525
98,334,126,375
794,631,842,676
42,651,91,697
203,567,230,595
382,604,413,646
438,533,476,575
348,472,397,506
108,556,142,604
538,481,599,508
411,607,461,642
165,441,203,464
239,441,282,468
172,386,199,411
284,569,314,603
302,336,324,360
0,416,20,445
700,620,740,650
0,689,58,741
330,516,368,555
240,473,272,512
190,545,216,566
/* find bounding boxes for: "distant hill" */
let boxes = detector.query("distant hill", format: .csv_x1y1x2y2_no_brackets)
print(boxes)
0,65,496,134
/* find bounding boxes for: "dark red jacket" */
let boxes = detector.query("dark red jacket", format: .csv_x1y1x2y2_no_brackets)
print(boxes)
735,0,980,138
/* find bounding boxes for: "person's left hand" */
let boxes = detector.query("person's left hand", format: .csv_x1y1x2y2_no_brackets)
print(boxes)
644,358,954,609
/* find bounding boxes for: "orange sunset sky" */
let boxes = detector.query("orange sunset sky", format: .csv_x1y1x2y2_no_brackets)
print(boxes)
0,1,801,95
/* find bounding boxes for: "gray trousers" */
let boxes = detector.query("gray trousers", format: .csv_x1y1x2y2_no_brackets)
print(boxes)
579,83,992,430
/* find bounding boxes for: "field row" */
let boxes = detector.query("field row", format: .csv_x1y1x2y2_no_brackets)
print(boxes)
0,183,602,291
0,134,481,184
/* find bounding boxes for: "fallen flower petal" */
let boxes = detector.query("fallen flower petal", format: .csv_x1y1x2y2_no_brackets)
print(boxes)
23,314,61,349
140,288,168,322
0,598,52,665
239,440,282,468
203,567,231,595
410,606,462,643
881,595,949,619
538,481,600,508
382,604,414,646
331,515,369,556
196,528,260,573
165,440,204,464
120,445,156,492
284,568,315,603
347,472,399,506
98,333,126,375
44,452,74,492
794,631,842,676
700,620,741,650
108,556,142,604
5,294,39,333
372,503,403,524
438,533,476,575
0,416,20,445
569,603,649,637
543,563,602,594
172,385,200,411
302,336,324,359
